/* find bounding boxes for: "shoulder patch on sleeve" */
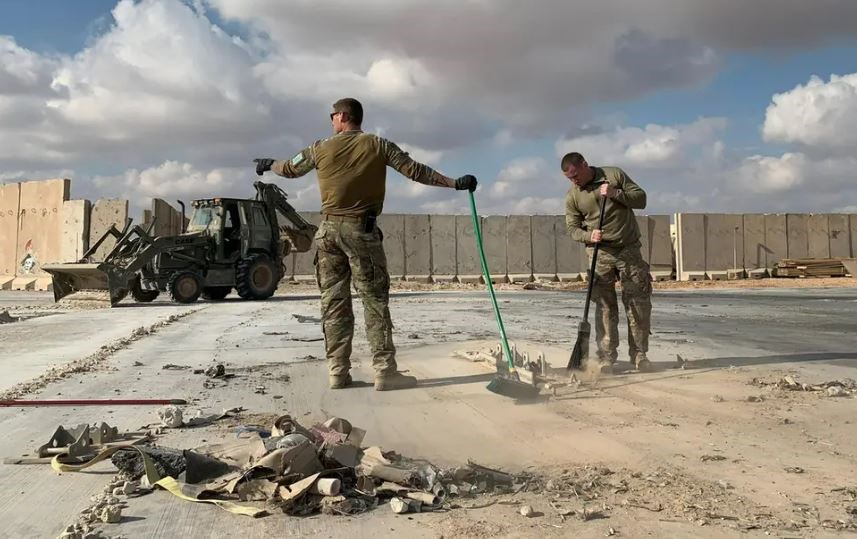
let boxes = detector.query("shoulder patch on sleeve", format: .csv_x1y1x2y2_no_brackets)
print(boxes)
290,152,305,166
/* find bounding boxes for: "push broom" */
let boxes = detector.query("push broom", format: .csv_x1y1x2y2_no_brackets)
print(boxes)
468,191,540,400
567,194,607,370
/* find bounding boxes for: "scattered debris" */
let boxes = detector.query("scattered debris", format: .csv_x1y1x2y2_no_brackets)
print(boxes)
162,364,190,371
711,395,725,403
0,310,19,324
519,504,537,517
287,337,324,342
205,364,226,378
254,386,266,394
827,386,849,397
752,376,856,397
746,395,764,403
158,406,184,428
292,314,321,324
263,331,289,336
408,333,421,339
701,455,727,462
785,467,805,474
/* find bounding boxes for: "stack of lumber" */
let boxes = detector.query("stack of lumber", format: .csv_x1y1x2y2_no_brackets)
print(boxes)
774,258,849,278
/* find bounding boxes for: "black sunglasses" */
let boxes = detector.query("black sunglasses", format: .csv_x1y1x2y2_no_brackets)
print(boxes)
329,111,343,120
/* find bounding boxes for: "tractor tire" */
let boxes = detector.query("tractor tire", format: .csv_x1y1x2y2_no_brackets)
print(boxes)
131,278,159,303
202,286,231,301
236,254,278,300
168,271,202,304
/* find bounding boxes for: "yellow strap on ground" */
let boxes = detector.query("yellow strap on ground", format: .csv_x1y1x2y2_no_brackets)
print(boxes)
51,444,265,517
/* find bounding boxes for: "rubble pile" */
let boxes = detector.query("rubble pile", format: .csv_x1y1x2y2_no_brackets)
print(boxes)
109,412,538,517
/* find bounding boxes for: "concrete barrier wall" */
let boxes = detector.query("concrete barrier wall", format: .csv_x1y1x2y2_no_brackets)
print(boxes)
829,214,851,259
674,212,855,280
482,216,507,283
14,179,70,289
378,214,405,279
808,214,830,259
704,213,743,279
6,179,857,287
60,200,91,262
675,213,706,281
403,214,430,280
88,199,129,262
851,215,857,259
430,215,456,281
506,216,532,282
0,183,21,287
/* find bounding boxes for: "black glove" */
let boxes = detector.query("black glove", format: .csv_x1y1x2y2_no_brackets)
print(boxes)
455,174,478,192
253,158,275,176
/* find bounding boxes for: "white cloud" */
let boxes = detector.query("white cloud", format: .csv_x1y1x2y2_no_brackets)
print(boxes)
555,117,726,170
763,73,857,153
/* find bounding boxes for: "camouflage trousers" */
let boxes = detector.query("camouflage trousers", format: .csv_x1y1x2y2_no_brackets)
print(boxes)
313,219,396,377
585,242,652,364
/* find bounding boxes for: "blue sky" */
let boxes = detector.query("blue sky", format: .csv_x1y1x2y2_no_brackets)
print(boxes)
2,0,857,216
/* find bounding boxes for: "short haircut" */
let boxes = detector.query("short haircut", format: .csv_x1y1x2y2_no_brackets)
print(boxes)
560,152,586,170
333,98,363,125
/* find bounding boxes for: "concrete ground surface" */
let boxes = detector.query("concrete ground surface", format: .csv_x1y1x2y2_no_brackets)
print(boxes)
0,286,856,538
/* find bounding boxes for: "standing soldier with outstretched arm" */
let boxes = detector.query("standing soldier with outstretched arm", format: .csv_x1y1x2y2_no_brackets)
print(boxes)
254,98,477,391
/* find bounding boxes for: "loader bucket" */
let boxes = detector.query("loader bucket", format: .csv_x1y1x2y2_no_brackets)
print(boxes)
41,263,130,306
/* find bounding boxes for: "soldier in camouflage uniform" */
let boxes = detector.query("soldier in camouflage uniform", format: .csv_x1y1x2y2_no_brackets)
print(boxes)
561,152,653,373
254,98,477,391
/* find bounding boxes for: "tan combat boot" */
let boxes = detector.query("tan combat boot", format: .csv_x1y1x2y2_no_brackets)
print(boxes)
329,373,353,389
634,354,652,372
374,372,418,391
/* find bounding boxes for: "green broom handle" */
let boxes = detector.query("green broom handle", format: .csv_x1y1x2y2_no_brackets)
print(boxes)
468,191,517,373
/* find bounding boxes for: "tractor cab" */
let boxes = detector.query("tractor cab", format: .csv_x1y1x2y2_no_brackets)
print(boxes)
188,198,275,262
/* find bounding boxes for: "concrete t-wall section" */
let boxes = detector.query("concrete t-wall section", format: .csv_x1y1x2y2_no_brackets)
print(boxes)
851,215,857,259
554,215,584,281
291,212,322,282
506,216,533,282
454,214,480,282
807,214,830,259
0,183,21,287
704,214,743,279
60,200,91,262
378,214,405,279
829,214,851,258
531,215,558,281
675,213,705,281
648,215,673,279
481,216,507,283
152,199,177,237
15,179,70,290
403,214,430,281
88,199,129,262
636,216,650,264
742,214,766,273
429,215,456,281
764,214,787,269
786,214,809,260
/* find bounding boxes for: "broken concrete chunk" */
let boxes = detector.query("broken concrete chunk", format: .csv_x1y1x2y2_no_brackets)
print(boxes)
158,405,183,428
711,395,725,403
99,505,122,524
785,466,805,474
390,497,409,514
827,386,849,397
519,505,536,517
323,417,352,435
328,443,362,468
